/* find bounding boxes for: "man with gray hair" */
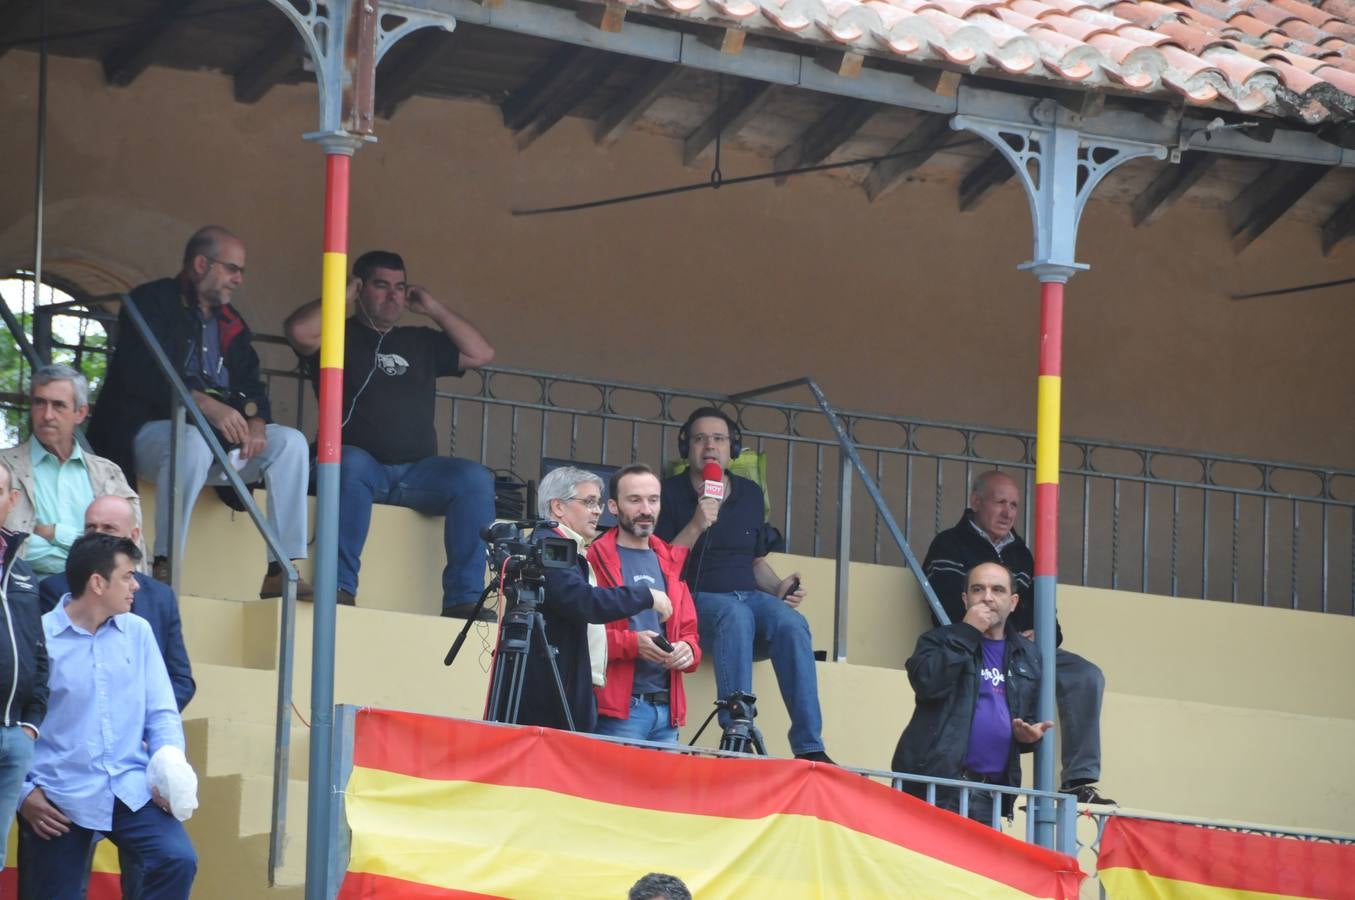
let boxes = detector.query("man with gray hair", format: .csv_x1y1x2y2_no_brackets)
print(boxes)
0,365,145,575
510,466,671,732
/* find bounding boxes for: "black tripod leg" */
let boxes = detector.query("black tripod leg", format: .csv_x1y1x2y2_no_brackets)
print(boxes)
533,613,576,731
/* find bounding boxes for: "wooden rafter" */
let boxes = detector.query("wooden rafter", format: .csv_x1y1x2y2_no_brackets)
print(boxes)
1227,162,1330,253
232,27,298,104
501,46,621,149
1320,191,1355,256
594,61,682,147
1131,153,1216,227
683,80,774,167
862,115,952,202
773,98,877,185
102,0,196,87
374,28,452,120
957,150,1014,212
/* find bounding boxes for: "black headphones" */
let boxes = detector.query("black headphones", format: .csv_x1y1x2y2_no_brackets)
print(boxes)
677,406,742,459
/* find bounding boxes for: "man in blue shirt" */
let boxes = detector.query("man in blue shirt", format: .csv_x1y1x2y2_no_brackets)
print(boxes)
654,407,832,762
17,533,196,900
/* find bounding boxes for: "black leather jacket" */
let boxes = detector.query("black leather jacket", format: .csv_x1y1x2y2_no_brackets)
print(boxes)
891,621,1041,816
0,530,49,731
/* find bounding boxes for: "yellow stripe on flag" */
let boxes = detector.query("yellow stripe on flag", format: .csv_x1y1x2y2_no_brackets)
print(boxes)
1101,866,1315,900
1035,374,1061,484
345,766,1048,899
320,251,348,369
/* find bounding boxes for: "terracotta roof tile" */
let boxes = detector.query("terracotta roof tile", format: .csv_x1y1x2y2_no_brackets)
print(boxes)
636,0,1355,122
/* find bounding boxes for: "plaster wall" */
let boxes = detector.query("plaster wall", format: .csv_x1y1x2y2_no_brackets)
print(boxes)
2,50,1353,477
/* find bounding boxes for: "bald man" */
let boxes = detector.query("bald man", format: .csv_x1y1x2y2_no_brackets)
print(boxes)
922,470,1112,805
39,496,194,711
88,225,311,602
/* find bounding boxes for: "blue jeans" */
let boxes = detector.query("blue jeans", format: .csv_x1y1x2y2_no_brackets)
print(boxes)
0,726,35,868
18,798,197,900
693,590,824,755
596,697,679,744
337,446,495,610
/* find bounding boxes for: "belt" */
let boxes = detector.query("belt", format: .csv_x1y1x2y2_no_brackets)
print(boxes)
959,768,1000,784
634,691,670,705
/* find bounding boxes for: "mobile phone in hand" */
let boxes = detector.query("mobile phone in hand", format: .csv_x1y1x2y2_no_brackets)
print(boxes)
782,577,801,601
652,633,674,653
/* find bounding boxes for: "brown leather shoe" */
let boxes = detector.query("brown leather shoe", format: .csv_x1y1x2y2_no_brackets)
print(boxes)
260,571,315,601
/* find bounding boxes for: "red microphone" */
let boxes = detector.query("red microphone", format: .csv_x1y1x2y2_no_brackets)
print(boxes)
701,462,725,502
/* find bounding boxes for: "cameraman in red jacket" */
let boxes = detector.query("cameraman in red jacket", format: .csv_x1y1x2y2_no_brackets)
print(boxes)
588,464,701,744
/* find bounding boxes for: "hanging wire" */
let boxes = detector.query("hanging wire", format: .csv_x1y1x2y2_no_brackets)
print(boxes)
1229,276,1355,300
710,74,724,189
513,138,985,217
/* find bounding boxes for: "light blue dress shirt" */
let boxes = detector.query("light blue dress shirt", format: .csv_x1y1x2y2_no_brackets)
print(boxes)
19,596,183,831
25,439,95,574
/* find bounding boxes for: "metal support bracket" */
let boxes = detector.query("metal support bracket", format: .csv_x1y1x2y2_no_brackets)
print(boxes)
953,99,1168,276
267,0,456,143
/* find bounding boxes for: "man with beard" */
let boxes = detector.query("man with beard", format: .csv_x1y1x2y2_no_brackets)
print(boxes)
587,465,700,744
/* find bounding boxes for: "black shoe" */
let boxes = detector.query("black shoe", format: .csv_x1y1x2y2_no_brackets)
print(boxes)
1064,783,1117,805
794,750,836,765
442,602,495,622
337,589,356,607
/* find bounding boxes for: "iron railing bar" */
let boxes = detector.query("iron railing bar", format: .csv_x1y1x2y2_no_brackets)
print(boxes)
1291,499,1300,610
1262,496,1271,606
1202,489,1210,600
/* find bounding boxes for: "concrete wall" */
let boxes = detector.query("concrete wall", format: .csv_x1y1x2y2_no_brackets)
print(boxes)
2,49,1353,475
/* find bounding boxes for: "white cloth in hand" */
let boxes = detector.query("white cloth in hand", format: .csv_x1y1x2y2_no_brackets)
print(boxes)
147,746,200,821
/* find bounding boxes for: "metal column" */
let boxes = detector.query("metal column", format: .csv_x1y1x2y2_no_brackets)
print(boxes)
953,100,1166,848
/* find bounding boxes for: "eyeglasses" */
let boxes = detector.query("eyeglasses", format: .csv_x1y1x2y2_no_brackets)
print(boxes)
691,432,730,445
207,258,246,277
567,496,604,511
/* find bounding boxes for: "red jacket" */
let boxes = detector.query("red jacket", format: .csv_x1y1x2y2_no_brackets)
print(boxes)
587,530,702,726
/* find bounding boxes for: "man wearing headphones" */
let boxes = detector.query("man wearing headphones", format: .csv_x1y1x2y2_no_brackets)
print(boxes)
654,408,833,763
284,251,497,616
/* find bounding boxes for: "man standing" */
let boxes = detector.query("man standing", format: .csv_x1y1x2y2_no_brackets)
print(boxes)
515,467,671,732
87,226,311,600
588,464,700,744
284,251,496,616
17,533,196,899
39,495,195,711
654,407,831,763
0,364,145,574
892,562,1051,825
0,459,50,870
923,470,1113,804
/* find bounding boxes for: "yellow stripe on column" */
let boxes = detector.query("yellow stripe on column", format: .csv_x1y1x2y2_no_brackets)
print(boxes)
319,251,348,370
1101,867,1312,900
343,767,1046,899
1035,374,1062,485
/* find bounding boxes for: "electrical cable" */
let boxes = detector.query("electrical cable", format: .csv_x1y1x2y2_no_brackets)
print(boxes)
512,139,985,217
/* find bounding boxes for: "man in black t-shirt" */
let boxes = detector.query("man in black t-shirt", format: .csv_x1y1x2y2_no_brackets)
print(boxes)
285,251,497,617
654,407,832,762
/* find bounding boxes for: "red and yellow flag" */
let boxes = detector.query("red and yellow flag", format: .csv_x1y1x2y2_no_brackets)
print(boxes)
338,709,1083,899
1099,815,1355,900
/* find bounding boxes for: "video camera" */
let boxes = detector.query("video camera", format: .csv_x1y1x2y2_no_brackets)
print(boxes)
481,519,576,608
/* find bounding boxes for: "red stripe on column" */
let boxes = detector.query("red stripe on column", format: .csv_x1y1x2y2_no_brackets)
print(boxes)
317,366,344,464
1033,482,1058,576
323,154,350,253
1038,281,1063,377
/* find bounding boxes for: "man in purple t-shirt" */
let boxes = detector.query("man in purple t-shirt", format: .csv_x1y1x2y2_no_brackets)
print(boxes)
892,562,1053,825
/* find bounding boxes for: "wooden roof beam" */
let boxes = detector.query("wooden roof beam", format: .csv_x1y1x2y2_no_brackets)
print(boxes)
1227,162,1330,253
594,61,682,147
232,27,299,104
1320,191,1355,256
0,0,33,61
862,115,952,203
683,80,775,167
502,46,621,149
1131,152,1216,227
957,150,1014,212
102,0,196,87
374,28,453,120
773,98,877,185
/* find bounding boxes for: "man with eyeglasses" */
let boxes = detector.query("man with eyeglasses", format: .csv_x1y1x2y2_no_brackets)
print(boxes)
655,407,833,763
89,226,312,601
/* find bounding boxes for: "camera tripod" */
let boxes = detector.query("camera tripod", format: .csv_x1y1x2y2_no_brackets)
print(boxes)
443,577,575,730
689,690,767,756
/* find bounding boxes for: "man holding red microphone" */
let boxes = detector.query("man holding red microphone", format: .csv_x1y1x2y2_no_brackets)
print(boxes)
655,408,833,763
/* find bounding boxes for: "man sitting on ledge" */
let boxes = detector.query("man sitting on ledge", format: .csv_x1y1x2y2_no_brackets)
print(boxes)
285,251,495,616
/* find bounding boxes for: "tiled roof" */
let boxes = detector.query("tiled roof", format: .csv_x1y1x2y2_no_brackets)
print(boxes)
631,0,1355,123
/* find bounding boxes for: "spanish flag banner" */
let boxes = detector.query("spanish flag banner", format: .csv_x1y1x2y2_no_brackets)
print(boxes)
338,709,1083,899
1099,815,1355,900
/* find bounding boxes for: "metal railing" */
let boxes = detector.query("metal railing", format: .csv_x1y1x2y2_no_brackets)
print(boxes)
255,361,1355,617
